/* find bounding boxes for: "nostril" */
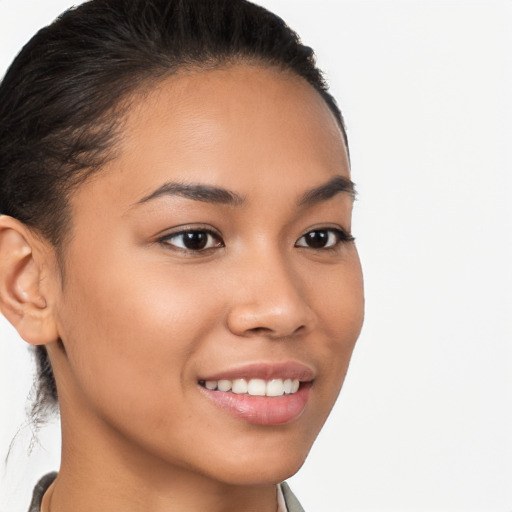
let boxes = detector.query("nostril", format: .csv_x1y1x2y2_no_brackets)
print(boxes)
246,326,273,336
246,324,306,338
226,299,316,339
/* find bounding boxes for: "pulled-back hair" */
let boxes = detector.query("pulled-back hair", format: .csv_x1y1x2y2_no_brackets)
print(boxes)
0,0,347,421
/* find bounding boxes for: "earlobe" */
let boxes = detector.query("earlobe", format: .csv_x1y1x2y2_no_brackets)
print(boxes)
0,216,59,345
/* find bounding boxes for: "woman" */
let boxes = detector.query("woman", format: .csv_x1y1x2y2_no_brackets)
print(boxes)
0,0,364,510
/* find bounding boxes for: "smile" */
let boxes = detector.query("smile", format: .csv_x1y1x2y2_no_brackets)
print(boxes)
198,379,312,425
199,378,301,397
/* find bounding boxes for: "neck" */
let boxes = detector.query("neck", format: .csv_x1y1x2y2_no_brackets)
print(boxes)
49,405,278,512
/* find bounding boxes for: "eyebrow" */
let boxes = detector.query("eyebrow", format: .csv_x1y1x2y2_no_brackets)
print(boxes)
136,182,245,207
297,175,356,206
135,175,356,208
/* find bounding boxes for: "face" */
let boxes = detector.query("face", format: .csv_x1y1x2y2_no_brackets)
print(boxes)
48,65,364,486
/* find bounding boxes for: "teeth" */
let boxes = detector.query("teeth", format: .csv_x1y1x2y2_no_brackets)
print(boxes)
217,379,232,392
247,378,266,396
232,378,248,394
201,378,301,396
266,379,284,397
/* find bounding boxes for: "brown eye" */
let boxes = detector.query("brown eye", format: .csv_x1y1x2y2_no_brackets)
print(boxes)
183,232,208,250
295,228,354,249
302,230,330,249
162,230,224,251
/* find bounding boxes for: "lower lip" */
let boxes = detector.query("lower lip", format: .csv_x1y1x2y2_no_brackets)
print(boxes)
199,383,311,426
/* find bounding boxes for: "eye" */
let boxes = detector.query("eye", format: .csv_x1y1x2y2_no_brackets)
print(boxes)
295,228,354,249
159,229,224,252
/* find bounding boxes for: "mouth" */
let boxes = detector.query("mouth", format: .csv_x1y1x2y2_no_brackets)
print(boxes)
198,378,301,397
197,363,314,425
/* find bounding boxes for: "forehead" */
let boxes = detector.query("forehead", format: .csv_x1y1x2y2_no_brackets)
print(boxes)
75,64,350,209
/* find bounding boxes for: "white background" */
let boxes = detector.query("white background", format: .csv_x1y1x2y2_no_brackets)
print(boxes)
0,1,511,511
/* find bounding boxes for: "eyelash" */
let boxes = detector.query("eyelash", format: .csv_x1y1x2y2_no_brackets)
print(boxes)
158,227,354,253
158,228,224,252
295,228,355,250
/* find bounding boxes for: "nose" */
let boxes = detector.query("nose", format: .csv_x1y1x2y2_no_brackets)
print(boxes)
226,251,317,339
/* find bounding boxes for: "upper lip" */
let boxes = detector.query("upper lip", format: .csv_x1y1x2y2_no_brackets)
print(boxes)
199,361,315,382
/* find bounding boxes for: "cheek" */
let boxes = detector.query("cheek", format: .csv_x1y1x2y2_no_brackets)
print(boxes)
311,245,364,331
55,253,222,421
309,253,364,393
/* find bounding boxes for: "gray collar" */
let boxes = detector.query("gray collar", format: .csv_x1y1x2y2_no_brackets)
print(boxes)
28,473,57,512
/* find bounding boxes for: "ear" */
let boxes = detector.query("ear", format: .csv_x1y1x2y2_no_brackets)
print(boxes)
0,215,59,345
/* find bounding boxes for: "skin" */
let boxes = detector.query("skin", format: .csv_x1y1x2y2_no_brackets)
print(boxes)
0,64,363,512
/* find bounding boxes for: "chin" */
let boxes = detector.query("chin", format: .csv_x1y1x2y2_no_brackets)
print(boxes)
212,457,307,487
197,436,314,486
